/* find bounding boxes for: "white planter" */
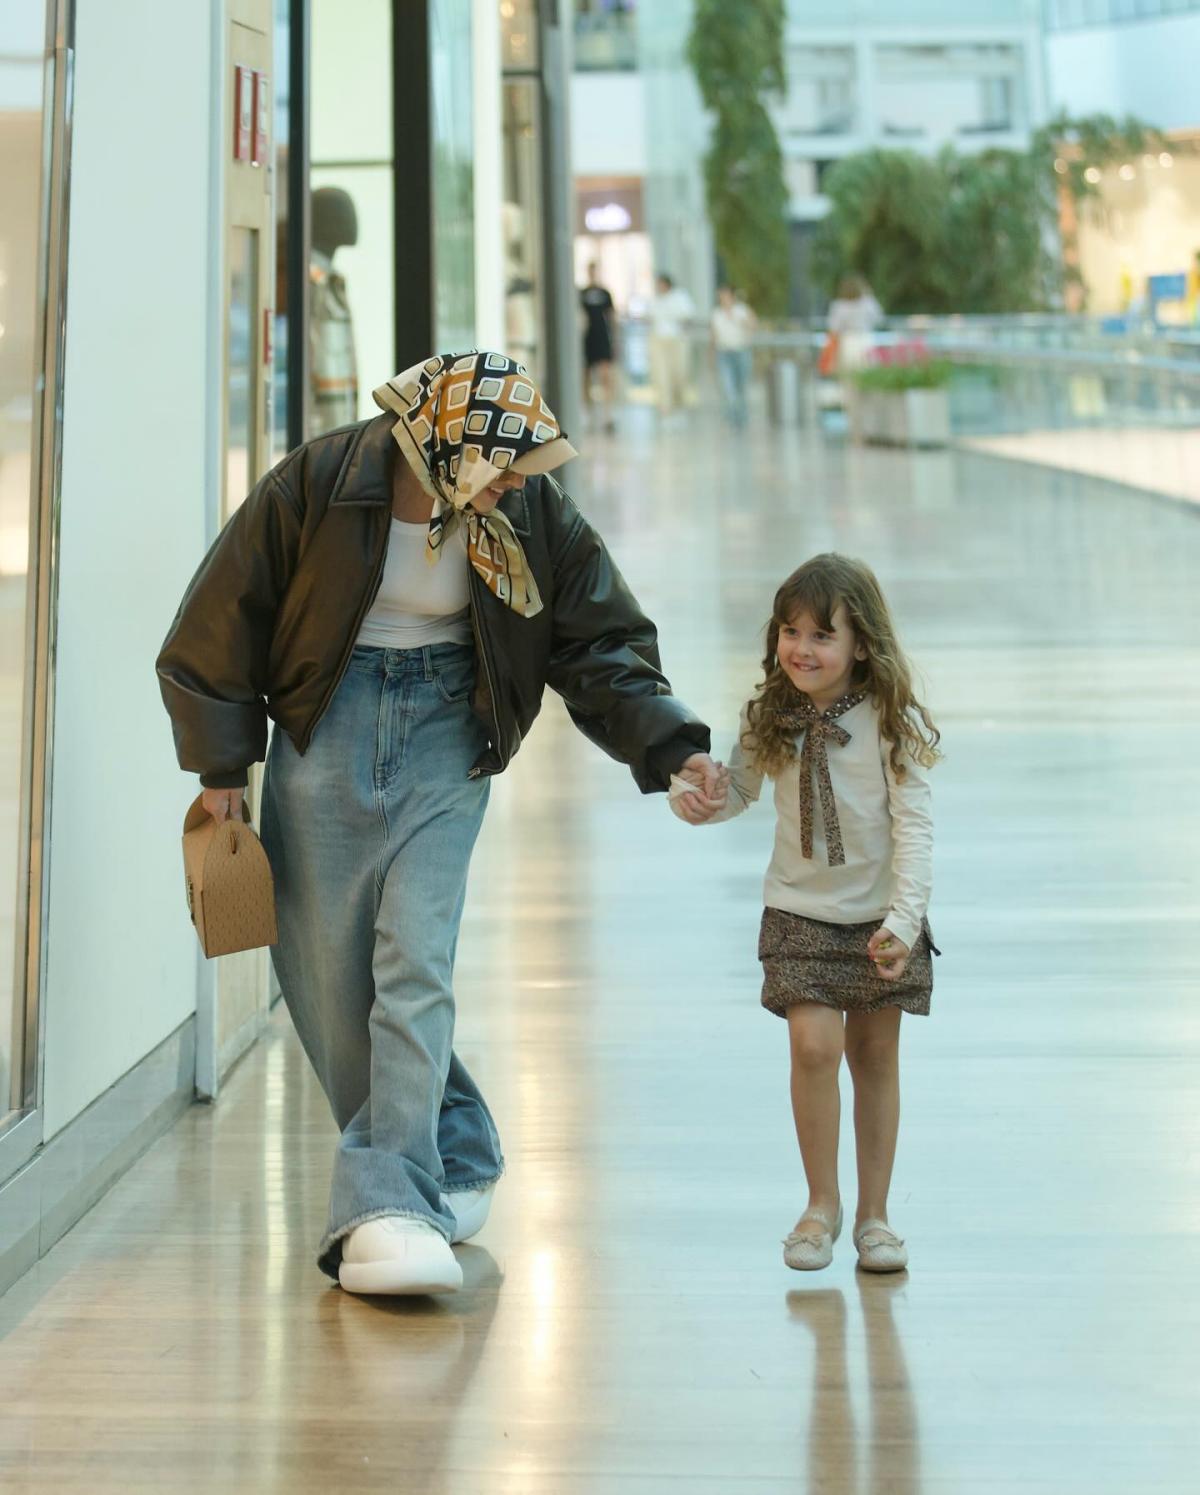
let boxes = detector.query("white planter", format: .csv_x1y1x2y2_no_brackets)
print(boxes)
902,387,950,446
856,387,950,448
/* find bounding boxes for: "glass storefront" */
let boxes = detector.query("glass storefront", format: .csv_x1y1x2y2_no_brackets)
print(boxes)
0,2,66,1142
271,0,294,458
501,78,545,374
309,0,392,431
500,0,539,70
307,0,479,395
430,0,476,351
501,4,546,379
226,228,258,505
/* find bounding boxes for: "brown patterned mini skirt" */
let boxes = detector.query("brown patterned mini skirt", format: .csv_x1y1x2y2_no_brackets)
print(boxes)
758,907,938,1018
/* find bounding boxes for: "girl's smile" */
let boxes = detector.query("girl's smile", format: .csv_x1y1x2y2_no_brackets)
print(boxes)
777,604,867,709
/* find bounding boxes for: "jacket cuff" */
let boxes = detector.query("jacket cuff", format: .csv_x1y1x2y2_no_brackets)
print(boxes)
199,767,250,790
644,729,712,790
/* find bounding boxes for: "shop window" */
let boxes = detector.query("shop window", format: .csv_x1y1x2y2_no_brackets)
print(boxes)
575,0,637,72
272,0,294,459
308,0,393,434
430,0,476,351
501,78,545,377
0,2,58,1135
780,46,856,137
874,43,1025,141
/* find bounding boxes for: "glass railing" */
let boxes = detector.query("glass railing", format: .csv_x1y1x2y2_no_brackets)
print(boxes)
608,314,1200,505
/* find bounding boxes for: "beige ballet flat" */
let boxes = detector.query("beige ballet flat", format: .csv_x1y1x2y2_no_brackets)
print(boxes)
854,1218,908,1273
783,1203,844,1271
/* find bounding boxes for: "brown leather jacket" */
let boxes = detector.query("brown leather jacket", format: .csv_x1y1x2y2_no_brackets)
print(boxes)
157,415,710,791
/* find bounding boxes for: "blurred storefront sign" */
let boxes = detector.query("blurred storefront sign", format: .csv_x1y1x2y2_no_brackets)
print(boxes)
576,181,643,236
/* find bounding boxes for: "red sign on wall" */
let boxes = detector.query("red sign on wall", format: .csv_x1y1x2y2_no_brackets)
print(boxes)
233,66,253,162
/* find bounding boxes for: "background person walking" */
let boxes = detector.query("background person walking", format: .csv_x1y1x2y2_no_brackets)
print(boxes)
580,261,618,434
824,275,883,438
711,284,756,427
672,553,940,1275
648,273,695,418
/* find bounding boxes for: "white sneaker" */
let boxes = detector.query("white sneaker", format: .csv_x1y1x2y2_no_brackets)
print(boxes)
442,1181,497,1245
338,1216,463,1296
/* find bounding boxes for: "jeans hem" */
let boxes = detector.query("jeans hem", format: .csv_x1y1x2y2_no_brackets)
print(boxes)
441,1164,505,1194
317,1206,450,1281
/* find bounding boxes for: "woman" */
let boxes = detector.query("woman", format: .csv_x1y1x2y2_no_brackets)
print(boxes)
580,261,617,433
825,276,883,439
158,351,720,1297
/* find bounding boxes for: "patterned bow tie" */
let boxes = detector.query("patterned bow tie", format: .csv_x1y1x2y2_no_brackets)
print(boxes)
777,689,868,865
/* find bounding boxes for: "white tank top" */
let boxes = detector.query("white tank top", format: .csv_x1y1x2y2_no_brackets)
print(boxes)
355,518,473,649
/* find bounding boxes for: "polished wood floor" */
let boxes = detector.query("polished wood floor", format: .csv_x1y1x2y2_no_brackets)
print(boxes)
2,417,1199,1492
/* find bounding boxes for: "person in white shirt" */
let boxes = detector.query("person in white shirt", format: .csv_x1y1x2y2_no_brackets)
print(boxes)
710,285,757,427
671,553,941,1276
649,273,695,416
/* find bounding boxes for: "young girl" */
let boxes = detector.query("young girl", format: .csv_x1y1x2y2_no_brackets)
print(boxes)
672,554,940,1273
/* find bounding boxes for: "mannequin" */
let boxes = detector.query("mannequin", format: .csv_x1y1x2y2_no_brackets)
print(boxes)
309,186,360,435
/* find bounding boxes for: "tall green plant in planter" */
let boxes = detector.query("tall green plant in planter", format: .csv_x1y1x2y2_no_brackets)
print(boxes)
687,0,790,318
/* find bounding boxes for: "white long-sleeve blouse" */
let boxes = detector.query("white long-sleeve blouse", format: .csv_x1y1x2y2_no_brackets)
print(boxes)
673,699,933,951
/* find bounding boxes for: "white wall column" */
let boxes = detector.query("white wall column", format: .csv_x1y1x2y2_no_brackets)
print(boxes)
43,0,220,1136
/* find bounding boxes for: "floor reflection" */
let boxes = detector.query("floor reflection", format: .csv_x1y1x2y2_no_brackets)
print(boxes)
787,1275,919,1495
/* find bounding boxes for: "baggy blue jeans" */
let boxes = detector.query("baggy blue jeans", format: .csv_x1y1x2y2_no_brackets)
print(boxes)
260,642,504,1278
716,348,752,426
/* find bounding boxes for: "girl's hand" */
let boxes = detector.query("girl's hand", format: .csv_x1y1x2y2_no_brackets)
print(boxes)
673,760,730,826
868,926,909,982
202,787,244,824
678,752,728,801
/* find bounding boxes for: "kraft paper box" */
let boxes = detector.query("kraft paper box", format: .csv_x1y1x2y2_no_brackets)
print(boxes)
181,795,278,958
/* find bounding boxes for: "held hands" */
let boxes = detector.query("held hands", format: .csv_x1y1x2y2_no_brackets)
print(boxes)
868,926,910,982
201,787,245,824
674,752,731,826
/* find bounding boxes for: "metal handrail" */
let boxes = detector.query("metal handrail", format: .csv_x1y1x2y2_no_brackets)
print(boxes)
612,315,1200,414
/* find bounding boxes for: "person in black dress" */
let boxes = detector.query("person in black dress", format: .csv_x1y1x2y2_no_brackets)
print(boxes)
580,262,617,433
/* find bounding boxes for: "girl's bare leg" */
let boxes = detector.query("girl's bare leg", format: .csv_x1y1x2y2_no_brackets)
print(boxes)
785,1004,845,1223
843,1006,902,1226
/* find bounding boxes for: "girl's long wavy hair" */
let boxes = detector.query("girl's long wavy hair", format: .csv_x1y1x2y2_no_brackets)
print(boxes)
744,554,941,780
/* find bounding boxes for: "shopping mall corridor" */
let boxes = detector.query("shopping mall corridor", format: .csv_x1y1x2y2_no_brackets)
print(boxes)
1,417,1198,1493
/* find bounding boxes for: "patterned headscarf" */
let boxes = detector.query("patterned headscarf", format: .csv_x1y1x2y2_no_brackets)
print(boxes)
777,688,869,866
372,352,577,618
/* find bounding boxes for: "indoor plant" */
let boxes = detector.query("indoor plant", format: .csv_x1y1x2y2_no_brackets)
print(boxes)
851,359,953,447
